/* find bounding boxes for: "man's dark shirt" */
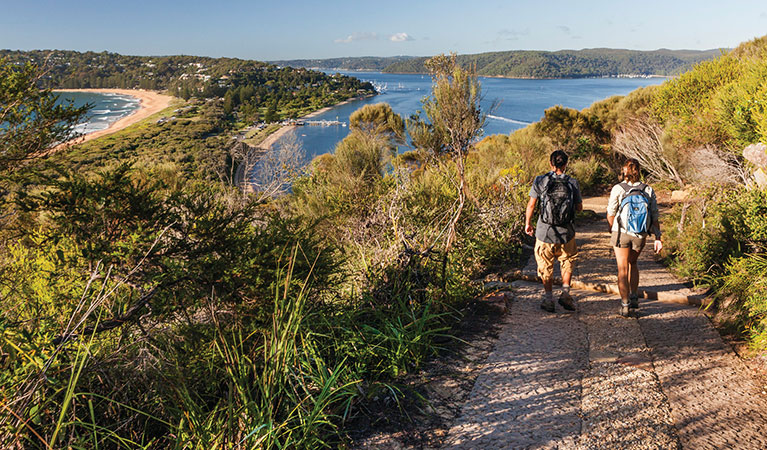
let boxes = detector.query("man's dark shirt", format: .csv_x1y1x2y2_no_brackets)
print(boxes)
529,172,582,244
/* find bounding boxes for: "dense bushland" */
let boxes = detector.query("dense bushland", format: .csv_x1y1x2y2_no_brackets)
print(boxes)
8,35,767,447
634,37,767,351
1,55,532,448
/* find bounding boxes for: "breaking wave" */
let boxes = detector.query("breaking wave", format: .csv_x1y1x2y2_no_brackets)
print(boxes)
487,114,531,125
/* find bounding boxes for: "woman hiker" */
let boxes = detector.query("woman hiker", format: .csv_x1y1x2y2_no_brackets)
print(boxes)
607,158,663,317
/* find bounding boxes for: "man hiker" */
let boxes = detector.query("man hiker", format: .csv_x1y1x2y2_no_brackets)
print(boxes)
524,150,583,312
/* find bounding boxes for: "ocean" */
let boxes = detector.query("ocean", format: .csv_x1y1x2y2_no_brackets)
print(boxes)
293,71,667,158
54,91,141,136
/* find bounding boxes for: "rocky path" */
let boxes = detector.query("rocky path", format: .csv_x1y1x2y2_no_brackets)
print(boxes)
441,200,767,449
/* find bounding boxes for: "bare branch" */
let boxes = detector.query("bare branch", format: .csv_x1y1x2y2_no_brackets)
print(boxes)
613,118,685,186
691,146,750,186
250,130,306,200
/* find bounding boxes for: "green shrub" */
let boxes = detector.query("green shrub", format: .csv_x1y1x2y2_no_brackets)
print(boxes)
712,60,767,150
663,186,744,282
717,255,767,351
741,187,767,248
473,127,552,185
535,105,609,157
569,155,611,195
652,55,741,150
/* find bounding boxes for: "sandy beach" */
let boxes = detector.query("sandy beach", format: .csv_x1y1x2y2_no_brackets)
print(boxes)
50,89,174,152
256,96,365,150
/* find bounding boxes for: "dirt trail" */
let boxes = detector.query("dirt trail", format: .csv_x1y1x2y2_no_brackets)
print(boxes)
441,197,767,449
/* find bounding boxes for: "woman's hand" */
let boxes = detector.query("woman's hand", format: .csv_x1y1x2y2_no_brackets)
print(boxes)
653,239,663,254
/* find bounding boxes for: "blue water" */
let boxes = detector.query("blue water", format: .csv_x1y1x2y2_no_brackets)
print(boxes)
293,71,667,158
54,91,141,136
54,74,667,159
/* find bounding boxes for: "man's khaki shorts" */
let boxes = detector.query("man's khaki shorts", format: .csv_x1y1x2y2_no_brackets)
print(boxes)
534,238,578,280
610,231,646,252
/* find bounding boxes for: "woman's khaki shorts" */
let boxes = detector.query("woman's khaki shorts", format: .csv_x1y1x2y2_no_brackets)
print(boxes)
610,231,646,252
534,238,578,280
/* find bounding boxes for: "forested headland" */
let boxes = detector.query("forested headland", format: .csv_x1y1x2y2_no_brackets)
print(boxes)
275,48,723,78
1,49,376,123
2,35,767,449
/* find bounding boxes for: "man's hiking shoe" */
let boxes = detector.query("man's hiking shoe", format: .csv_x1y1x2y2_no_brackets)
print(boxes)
619,302,631,317
540,298,555,313
629,295,639,309
558,293,576,311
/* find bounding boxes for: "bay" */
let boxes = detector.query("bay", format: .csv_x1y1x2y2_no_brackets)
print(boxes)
293,71,667,159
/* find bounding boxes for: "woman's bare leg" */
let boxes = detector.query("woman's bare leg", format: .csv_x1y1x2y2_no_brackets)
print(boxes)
614,246,631,302
628,249,640,295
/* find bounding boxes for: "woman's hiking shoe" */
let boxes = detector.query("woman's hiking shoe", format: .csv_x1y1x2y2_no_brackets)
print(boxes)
629,295,639,309
619,302,631,317
558,293,576,311
540,298,555,313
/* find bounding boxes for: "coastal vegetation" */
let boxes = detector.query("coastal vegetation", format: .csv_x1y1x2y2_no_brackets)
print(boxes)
1,53,528,449
276,48,723,78
644,36,767,351
0,49,376,123
3,34,767,448
46,97,238,182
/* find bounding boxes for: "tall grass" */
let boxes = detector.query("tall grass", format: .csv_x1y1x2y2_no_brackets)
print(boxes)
165,248,359,449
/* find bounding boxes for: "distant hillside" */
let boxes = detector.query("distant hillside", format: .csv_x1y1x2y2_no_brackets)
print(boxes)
384,48,725,78
271,56,415,71
273,48,724,78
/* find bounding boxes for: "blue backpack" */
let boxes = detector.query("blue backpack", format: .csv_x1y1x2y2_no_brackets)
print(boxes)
618,182,651,234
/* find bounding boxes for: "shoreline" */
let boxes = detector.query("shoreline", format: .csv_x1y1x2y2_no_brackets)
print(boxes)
275,67,669,80
256,95,369,150
50,88,174,152
382,71,670,80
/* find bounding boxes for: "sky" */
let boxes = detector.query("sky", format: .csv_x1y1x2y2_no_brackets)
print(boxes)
1,0,766,60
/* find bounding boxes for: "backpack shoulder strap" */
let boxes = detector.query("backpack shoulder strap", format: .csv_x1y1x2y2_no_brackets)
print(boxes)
619,182,631,192
621,182,648,196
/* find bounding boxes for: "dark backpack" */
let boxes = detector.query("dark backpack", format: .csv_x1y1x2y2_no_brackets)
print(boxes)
617,182,651,234
540,174,575,226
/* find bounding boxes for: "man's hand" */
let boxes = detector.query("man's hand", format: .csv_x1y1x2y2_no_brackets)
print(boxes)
525,197,538,237
654,240,663,254
525,223,535,236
